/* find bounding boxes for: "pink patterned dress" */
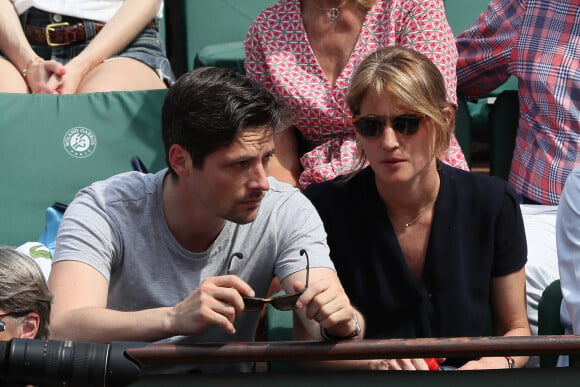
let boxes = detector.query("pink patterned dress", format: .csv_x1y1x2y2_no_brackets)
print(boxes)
245,0,469,188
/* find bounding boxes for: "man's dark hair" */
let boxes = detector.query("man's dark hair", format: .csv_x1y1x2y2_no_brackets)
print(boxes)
162,67,290,173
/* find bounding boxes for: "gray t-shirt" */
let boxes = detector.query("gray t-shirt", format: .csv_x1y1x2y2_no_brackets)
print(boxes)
54,169,333,373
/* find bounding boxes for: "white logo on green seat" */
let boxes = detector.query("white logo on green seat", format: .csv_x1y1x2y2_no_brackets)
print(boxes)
63,127,97,158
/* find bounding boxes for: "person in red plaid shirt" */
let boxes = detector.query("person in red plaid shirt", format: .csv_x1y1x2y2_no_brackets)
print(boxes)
455,0,579,205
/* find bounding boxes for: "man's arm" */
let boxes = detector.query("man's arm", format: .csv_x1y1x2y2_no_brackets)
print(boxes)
48,260,255,343
456,0,522,97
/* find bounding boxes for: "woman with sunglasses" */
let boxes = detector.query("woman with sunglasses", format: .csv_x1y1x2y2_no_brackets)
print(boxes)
245,0,468,189
305,45,530,370
0,246,52,340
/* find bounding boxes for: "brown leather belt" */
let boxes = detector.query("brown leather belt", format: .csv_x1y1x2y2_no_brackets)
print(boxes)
25,20,157,47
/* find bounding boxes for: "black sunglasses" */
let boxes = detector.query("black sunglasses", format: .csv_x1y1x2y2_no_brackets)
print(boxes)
352,114,422,137
227,249,310,311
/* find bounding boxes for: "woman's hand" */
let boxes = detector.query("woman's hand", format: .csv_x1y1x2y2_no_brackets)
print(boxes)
47,59,90,94
459,356,513,370
366,357,445,370
25,57,66,93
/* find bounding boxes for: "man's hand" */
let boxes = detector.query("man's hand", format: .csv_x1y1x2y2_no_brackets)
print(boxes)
294,275,360,339
169,275,255,335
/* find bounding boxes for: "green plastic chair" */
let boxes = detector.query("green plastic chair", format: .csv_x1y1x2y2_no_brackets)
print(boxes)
265,291,297,371
182,0,277,73
0,90,167,246
444,0,492,36
538,280,564,368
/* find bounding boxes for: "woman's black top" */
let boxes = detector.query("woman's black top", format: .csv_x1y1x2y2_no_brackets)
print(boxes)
305,164,527,346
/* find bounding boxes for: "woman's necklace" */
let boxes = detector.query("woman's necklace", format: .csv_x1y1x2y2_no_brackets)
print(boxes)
404,213,421,228
315,0,349,21
402,202,433,229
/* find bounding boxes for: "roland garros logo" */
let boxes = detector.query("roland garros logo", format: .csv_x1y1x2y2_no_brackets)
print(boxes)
63,127,97,158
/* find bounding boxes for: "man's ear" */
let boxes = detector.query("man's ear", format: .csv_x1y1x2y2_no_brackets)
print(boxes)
19,312,40,339
168,144,192,177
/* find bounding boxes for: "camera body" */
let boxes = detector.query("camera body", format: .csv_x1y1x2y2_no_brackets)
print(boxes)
0,339,144,386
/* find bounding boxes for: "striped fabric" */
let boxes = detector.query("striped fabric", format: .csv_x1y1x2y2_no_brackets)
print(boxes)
456,0,579,205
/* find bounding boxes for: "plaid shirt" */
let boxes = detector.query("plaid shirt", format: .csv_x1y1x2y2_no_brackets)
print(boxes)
456,0,579,205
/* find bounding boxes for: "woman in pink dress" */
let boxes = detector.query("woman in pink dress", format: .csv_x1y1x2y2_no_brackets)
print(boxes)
245,0,468,188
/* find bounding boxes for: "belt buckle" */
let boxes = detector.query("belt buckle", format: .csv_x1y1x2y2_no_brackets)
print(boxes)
45,22,70,47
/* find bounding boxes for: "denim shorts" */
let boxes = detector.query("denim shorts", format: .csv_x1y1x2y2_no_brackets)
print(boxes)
1,8,175,85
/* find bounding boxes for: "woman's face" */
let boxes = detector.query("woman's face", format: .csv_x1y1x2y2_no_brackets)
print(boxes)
355,90,438,186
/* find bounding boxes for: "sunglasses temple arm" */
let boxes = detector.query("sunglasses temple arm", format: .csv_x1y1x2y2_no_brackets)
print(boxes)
300,249,309,289
226,252,244,275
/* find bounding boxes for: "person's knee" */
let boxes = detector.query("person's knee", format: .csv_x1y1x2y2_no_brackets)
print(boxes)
0,59,29,93
77,58,166,94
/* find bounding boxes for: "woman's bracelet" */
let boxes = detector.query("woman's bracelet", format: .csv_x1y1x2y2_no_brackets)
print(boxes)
506,356,515,368
21,55,42,78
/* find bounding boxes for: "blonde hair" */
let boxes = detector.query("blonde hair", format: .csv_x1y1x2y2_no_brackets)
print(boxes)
347,45,454,167
0,246,52,338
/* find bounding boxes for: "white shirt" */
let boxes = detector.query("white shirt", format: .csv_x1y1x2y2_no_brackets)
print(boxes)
11,0,163,22
521,204,559,337
520,204,559,368
557,167,580,367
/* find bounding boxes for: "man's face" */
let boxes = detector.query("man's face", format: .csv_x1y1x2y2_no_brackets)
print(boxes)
190,127,275,224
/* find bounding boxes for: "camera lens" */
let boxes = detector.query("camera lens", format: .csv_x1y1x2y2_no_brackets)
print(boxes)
5,339,109,386
0,339,144,386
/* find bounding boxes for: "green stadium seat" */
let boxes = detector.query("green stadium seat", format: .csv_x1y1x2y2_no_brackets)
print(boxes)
194,42,246,74
444,0,491,36
538,280,564,368
183,0,277,73
265,291,298,371
0,90,167,246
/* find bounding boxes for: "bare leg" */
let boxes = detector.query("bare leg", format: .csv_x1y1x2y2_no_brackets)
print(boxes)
76,57,166,94
0,57,29,93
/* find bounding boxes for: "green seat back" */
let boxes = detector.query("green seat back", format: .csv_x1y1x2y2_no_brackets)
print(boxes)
538,280,564,368
0,90,167,246
183,0,277,72
444,0,492,37
265,291,297,371
194,42,246,75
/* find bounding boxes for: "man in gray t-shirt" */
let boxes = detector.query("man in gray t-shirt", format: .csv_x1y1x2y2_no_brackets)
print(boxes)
48,67,364,373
